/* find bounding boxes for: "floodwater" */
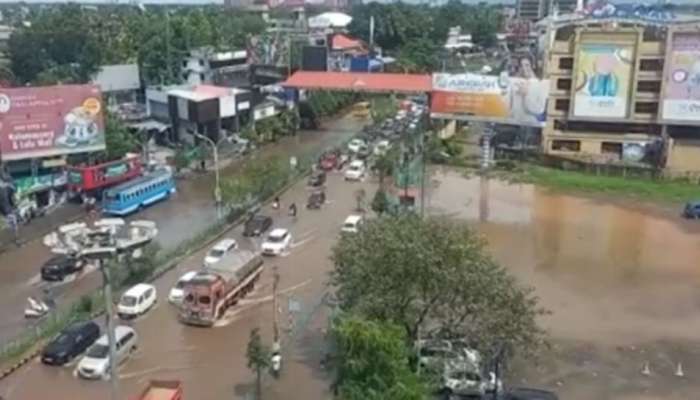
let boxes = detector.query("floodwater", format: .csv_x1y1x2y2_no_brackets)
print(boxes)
0,115,362,346
427,168,700,399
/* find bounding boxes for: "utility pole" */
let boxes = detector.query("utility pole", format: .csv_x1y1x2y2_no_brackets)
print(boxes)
272,266,280,347
99,259,119,400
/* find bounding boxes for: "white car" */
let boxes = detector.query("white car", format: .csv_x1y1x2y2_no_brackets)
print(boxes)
168,270,197,304
347,139,366,153
117,283,157,319
204,238,237,266
341,215,363,234
344,160,366,181
77,326,138,380
261,228,292,256
373,140,392,156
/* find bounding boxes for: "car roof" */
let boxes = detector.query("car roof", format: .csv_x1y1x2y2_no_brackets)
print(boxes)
65,320,97,334
269,228,288,236
251,214,270,222
179,270,198,281
45,254,71,264
344,215,362,224
213,238,236,250
124,283,154,297
350,160,364,166
96,326,134,344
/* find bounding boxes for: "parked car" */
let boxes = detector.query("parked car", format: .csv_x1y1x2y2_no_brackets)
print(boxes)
117,283,157,319
682,201,700,219
374,140,392,156
40,255,85,282
262,228,293,256
307,190,326,209
441,367,486,398
41,321,100,366
308,170,326,187
243,214,273,237
341,215,363,234
168,270,198,304
344,160,366,181
78,326,138,380
347,139,366,153
204,238,238,266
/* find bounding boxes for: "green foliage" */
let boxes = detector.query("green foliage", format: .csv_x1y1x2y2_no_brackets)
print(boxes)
104,112,138,161
8,5,266,85
331,214,547,360
308,91,357,118
221,157,289,211
332,315,427,400
396,37,440,73
246,327,271,399
371,189,389,215
76,295,94,315
370,97,397,124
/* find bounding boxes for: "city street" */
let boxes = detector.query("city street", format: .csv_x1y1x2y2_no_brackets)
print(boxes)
0,161,374,400
0,115,363,346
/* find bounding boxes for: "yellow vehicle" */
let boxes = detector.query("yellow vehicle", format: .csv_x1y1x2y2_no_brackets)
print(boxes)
352,101,371,118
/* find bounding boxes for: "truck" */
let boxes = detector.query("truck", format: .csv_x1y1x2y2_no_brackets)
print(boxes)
137,380,182,400
179,249,264,326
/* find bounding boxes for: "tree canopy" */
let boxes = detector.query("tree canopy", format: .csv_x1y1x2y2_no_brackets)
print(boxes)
7,5,266,85
332,315,427,400
331,214,547,360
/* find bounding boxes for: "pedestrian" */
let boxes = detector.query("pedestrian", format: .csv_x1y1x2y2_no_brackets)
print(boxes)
200,159,206,171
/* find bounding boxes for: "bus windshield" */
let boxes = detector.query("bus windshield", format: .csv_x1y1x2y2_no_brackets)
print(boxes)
68,171,83,185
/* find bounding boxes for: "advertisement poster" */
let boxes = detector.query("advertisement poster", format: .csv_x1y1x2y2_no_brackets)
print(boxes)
431,72,549,127
662,33,700,123
573,43,635,118
247,33,290,68
0,85,105,161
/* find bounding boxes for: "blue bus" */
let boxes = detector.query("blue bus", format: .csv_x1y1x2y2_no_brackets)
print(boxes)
102,168,176,216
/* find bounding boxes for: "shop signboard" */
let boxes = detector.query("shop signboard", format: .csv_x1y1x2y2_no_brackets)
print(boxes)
572,42,635,119
0,85,105,161
661,32,700,123
430,73,549,127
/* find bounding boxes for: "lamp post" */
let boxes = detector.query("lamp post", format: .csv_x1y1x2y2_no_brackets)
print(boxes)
43,219,158,400
193,132,231,220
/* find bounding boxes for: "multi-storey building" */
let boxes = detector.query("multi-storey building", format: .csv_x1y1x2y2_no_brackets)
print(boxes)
542,14,700,175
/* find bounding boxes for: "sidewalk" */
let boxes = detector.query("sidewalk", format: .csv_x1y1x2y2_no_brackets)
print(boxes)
0,203,84,253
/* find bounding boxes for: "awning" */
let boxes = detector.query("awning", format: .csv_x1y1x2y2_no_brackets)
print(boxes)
283,72,432,93
128,120,170,133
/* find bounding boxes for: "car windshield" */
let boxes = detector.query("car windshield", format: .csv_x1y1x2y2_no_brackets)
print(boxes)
87,343,110,358
121,295,137,306
344,222,355,229
208,249,225,258
175,280,187,289
54,333,72,345
268,233,286,243
350,164,361,171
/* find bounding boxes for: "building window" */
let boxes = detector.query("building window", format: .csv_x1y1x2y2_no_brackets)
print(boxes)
551,140,580,152
634,102,659,114
555,98,570,111
200,73,205,81
558,57,574,70
636,80,661,93
642,27,665,42
601,142,622,158
640,59,664,71
556,78,572,90
554,26,574,41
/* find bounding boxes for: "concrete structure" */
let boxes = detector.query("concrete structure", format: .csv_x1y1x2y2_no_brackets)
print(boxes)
518,0,584,21
542,12,700,175
182,48,248,87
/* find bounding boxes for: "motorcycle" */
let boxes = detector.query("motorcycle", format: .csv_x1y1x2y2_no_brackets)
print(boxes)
288,203,297,217
24,297,50,319
271,351,282,378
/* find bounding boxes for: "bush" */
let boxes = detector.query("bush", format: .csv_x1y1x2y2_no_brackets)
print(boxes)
76,295,94,315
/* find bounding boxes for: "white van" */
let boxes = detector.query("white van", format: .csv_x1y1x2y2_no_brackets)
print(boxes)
77,326,138,380
341,215,363,234
118,283,157,319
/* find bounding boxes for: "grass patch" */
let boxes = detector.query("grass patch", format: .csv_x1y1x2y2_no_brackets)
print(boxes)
521,165,700,204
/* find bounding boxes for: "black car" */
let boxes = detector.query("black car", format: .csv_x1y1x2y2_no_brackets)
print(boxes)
243,215,273,237
40,255,85,282
308,170,326,187
682,201,700,219
41,321,100,366
307,190,326,209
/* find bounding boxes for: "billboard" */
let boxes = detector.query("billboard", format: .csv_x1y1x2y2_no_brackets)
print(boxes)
0,85,105,161
662,32,700,123
572,43,635,119
431,73,549,127
247,33,290,68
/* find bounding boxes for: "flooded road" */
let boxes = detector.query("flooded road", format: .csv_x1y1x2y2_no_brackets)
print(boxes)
0,115,362,346
1,164,373,400
427,168,700,399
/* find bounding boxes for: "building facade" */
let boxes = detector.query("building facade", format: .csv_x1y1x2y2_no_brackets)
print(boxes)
542,15,700,175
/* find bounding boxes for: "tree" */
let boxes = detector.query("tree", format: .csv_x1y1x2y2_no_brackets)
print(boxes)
396,37,440,73
246,328,271,400
371,189,389,215
104,112,138,161
331,215,547,360
332,315,427,400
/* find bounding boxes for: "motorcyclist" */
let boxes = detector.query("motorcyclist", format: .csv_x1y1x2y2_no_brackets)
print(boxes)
272,196,280,210
289,202,297,217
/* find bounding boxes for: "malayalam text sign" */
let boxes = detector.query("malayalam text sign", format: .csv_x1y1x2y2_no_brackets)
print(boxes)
0,85,105,161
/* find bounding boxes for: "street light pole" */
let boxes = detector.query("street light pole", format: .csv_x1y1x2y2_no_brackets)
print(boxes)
193,132,225,219
98,258,119,400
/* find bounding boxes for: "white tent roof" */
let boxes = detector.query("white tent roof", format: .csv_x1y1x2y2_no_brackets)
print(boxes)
308,12,352,29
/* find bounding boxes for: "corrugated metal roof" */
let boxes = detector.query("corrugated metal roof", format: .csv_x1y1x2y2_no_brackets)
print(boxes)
283,72,432,93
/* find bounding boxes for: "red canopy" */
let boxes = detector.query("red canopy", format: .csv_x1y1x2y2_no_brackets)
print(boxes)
283,72,432,93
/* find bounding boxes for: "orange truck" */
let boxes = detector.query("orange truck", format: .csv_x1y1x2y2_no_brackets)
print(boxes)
138,380,183,400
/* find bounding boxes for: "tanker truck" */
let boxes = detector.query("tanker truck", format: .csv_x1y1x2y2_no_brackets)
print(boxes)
179,249,263,326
